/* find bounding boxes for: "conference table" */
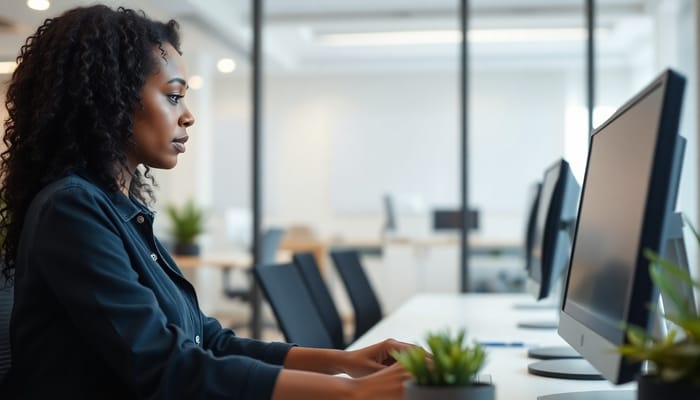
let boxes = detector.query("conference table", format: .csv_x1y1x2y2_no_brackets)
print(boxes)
348,293,635,400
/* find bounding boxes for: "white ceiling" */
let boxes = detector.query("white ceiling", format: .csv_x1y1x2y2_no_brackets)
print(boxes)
0,0,653,75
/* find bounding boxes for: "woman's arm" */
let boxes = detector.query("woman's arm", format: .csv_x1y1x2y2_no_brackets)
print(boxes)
27,185,282,399
199,313,293,365
272,363,411,400
283,339,414,377
274,339,414,399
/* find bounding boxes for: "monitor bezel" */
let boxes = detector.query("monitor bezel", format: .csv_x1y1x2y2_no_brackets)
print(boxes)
557,69,686,384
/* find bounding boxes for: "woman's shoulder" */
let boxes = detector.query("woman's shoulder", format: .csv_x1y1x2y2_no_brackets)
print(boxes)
36,173,106,202
31,173,143,223
20,174,119,237
29,173,126,217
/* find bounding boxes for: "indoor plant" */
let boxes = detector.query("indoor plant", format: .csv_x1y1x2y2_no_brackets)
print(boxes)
165,199,206,256
391,328,493,400
617,219,700,399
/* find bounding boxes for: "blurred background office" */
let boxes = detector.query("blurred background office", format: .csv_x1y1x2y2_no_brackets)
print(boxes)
0,0,697,337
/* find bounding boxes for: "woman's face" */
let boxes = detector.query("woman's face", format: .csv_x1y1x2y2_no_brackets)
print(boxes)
127,42,195,171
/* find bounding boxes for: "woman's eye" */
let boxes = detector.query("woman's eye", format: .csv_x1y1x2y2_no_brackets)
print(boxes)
167,94,183,105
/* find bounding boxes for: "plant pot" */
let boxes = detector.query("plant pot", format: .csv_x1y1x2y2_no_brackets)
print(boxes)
403,381,495,400
636,374,700,400
173,242,200,256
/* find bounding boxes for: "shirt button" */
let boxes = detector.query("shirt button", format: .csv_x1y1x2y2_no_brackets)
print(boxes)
195,335,201,344
136,215,145,224
150,253,158,261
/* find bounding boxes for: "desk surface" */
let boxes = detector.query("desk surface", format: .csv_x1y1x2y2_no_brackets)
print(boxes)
173,251,291,270
348,293,634,400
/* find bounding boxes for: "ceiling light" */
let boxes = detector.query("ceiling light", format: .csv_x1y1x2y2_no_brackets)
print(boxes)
0,61,17,74
319,30,460,46
217,58,236,74
317,28,605,47
189,75,204,90
27,0,50,11
472,28,594,43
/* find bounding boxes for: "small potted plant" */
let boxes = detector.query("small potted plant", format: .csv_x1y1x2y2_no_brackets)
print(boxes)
617,220,700,399
392,328,494,400
165,199,206,256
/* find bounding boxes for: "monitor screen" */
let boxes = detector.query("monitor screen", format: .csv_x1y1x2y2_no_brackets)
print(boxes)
558,69,686,384
528,159,580,301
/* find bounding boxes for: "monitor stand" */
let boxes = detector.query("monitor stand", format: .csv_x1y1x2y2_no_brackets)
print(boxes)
528,359,603,380
538,390,636,400
517,319,558,329
528,345,581,359
512,301,557,310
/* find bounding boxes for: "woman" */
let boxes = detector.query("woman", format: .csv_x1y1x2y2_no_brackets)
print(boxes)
0,5,411,399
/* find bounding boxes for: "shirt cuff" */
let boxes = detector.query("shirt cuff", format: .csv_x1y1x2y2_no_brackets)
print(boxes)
261,341,296,365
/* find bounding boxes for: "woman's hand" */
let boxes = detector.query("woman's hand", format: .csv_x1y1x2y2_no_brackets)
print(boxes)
276,340,416,400
342,338,415,378
348,362,412,400
272,361,412,400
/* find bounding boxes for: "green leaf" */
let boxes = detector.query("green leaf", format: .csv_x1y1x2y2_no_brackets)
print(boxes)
393,328,486,386
626,219,700,385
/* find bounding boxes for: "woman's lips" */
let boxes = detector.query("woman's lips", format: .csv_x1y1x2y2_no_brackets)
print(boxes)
172,142,186,153
172,135,188,153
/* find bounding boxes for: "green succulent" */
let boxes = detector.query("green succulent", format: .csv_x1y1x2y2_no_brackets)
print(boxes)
617,215,700,386
391,328,486,387
165,199,205,244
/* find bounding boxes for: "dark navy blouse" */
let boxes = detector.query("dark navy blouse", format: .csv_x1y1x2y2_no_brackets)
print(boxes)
3,173,292,399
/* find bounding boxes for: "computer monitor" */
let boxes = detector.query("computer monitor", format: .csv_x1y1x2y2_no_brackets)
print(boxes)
658,212,697,320
524,181,543,274
527,159,580,303
382,194,397,235
540,69,686,399
431,209,480,231
520,161,583,363
513,181,557,311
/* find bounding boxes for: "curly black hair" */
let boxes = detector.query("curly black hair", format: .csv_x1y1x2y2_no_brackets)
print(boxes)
1,5,181,280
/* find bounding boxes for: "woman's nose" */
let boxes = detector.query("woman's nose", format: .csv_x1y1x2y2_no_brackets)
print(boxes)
180,109,195,127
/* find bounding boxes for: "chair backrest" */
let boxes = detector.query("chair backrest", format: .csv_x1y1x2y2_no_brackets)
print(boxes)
259,228,286,267
0,274,13,382
330,250,382,340
292,253,345,349
221,227,286,304
253,263,334,349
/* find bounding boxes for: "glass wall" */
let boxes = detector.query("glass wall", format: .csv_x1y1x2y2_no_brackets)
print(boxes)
469,0,586,292
0,0,696,317
257,0,461,312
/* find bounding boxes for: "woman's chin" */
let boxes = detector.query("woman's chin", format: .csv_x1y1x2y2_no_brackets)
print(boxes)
145,158,178,170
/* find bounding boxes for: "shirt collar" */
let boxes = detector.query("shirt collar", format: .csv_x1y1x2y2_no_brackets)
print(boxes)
74,170,154,222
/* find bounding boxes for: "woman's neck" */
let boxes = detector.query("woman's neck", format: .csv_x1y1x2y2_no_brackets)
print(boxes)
117,166,134,197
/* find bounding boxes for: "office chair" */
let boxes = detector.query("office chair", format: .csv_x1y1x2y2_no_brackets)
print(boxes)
222,227,285,328
292,252,346,349
0,273,13,382
330,250,383,341
253,263,334,349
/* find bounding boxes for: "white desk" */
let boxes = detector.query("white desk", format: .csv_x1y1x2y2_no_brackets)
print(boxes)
348,293,635,400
